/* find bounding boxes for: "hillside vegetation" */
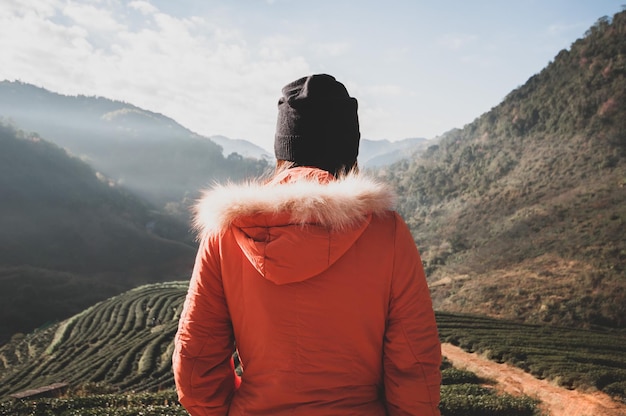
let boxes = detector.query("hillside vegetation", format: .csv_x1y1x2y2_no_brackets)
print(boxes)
382,10,626,329
0,123,195,343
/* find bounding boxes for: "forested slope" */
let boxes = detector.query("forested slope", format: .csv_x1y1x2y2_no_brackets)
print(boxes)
382,11,626,328
0,124,195,343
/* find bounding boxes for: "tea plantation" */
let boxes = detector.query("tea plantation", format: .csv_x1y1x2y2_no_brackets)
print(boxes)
2,281,624,415
437,312,626,401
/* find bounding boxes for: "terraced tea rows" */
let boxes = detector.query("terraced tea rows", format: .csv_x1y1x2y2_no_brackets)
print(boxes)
5,283,626,415
1,282,540,416
437,312,626,401
0,282,188,397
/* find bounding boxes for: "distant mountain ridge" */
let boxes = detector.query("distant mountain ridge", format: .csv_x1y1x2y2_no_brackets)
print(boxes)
359,137,431,168
0,81,430,193
207,135,431,168
0,81,269,216
209,135,273,160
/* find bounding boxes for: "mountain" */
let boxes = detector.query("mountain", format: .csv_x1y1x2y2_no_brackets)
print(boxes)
0,82,269,216
382,11,626,329
359,137,432,168
209,134,273,160
0,123,196,344
209,135,432,169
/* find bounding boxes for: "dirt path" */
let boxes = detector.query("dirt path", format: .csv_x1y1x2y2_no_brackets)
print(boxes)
441,343,626,416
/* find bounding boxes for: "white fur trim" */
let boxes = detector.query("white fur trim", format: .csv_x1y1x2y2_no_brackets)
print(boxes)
193,172,396,237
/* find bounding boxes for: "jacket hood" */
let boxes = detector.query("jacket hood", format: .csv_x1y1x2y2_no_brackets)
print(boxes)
193,167,396,284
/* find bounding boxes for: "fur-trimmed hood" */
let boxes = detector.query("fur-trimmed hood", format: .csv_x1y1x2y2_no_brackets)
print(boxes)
192,167,397,284
193,167,396,237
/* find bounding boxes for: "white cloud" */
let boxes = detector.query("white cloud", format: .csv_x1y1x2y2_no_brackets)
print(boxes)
1,0,61,17
62,2,124,33
0,3,96,86
129,0,158,15
0,1,317,150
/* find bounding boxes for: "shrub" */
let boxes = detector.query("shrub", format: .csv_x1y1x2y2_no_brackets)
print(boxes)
440,384,538,416
442,367,481,385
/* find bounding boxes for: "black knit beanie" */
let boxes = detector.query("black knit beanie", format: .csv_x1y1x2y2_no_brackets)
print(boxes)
274,74,360,176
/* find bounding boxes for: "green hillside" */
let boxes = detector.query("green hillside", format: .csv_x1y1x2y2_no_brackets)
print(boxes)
0,123,195,343
382,10,626,329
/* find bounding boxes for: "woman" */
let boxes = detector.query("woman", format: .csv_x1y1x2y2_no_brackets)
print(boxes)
173,74,441,415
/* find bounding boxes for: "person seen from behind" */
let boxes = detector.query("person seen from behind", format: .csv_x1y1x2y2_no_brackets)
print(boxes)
173,73,442,415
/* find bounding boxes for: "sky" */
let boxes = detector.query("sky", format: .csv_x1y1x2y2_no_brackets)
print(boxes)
0,1,623,153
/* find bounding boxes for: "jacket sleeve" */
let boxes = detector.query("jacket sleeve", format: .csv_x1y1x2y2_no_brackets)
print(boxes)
173,235,240,416
383,214,442,416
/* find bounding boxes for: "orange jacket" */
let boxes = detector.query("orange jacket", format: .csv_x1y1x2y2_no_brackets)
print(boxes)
173,167,441,415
